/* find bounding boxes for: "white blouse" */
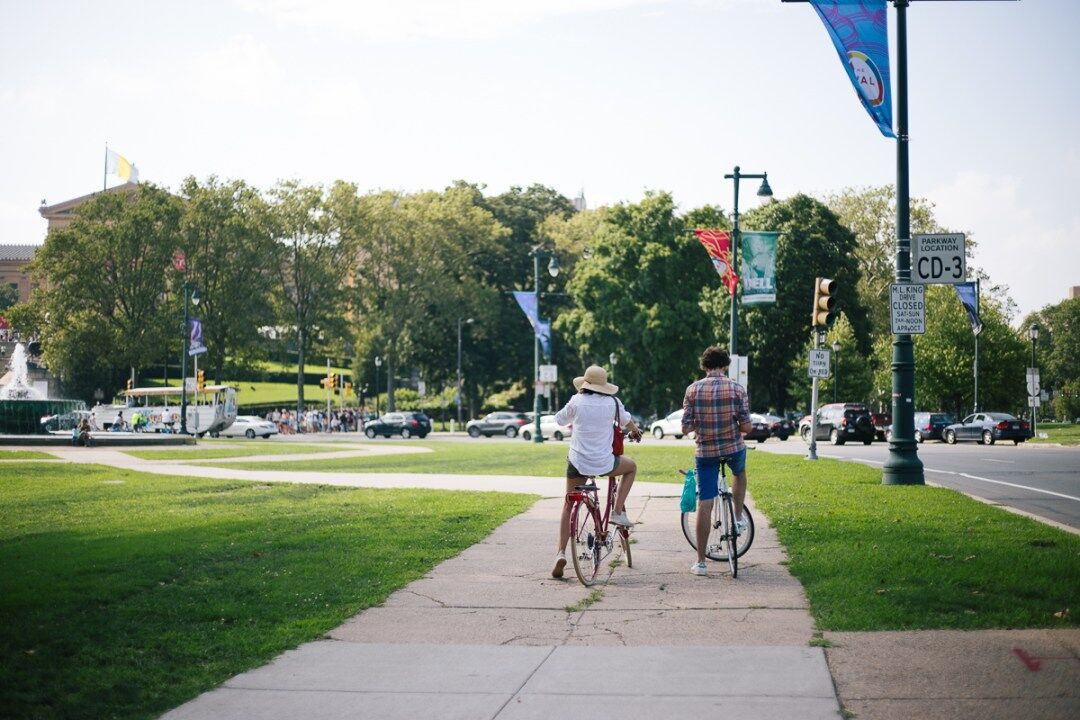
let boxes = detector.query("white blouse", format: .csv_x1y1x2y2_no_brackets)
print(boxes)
554,392,632,476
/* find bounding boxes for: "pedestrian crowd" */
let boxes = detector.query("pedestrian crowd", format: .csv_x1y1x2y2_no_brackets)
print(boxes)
264,408,368,435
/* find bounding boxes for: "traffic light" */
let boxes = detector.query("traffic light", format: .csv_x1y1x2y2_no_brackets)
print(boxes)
331,373,339,394
344,381,353,396
812,277,838,328
196,369,206,392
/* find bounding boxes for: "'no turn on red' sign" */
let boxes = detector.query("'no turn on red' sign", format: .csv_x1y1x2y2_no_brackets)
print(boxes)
890,283,926,335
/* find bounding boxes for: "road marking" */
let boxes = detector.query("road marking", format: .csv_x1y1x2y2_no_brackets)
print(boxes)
984,458,1015,464
824,456,1079,502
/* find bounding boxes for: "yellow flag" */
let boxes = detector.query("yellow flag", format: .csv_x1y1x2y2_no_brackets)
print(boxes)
105,148,140,183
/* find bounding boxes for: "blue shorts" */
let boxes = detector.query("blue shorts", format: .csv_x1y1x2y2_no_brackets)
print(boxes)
695,449,747,501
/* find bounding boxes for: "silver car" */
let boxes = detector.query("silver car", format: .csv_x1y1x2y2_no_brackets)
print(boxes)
215,415,279,439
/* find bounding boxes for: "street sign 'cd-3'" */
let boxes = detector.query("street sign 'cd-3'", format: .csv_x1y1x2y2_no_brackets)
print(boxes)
912,233,966,285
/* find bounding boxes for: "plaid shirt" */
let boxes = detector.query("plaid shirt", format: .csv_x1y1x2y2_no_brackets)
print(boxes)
682,369,750,458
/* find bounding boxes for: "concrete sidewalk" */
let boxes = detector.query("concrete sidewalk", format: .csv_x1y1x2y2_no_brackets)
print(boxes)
162,492,841,719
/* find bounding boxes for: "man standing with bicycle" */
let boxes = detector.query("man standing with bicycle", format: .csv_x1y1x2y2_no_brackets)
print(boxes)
682,346,752,577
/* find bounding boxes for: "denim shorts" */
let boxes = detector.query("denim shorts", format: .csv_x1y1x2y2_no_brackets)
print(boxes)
695,448,747,501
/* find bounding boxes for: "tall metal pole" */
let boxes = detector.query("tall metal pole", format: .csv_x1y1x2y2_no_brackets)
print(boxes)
456,318,464,426
807,329,823,461
883,0,925,485
1030,332,1037,439
374,357,381,417
532,252,544,443
729,167,741,355
974,277,980,413
180,283,190,435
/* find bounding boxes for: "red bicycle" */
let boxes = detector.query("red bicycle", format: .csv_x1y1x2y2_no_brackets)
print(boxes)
566,474,633,586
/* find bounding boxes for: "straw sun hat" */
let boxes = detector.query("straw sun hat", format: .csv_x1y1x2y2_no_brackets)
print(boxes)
572,365,619,395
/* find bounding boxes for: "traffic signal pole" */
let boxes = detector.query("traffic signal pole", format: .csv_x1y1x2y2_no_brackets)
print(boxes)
807,329,823,461
883,0,925,485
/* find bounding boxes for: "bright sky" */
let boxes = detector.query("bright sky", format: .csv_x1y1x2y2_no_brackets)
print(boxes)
2,0,1076,321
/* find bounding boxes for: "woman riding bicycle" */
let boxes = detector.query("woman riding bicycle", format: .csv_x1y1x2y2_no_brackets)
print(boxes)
550,364,642,578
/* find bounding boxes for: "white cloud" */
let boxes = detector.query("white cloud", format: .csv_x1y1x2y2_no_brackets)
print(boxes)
237,0,665,41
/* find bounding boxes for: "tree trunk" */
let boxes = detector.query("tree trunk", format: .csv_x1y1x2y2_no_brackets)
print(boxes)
296,324,306,414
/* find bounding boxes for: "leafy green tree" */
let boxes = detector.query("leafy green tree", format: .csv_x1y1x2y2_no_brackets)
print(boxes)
178,176,277,383
1021,297,1080,412
268,180,358,413
726,194,869,414
13,184,182,400
557,192,719,416
873,285,1027,418
789,313,877,413
0,284,19,313
351,187,507,411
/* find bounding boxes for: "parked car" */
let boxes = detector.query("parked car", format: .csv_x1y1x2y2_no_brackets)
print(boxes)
911,412,955,443
364,411,431,439
744,414,773,443
870,412,892,441
801,403,876,445
466,411,529,438
650,409,686,439
520,413,572,442
942,412,1029,445
217,415,279,439
756,413,794,441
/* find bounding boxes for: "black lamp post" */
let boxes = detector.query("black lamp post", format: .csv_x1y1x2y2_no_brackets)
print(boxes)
609,352,617,383
179,283,200,435
831,340,841,403
374,356,382,417
722,166,772,355
1029,323,1039,438
457,317,473,427
528,247,559,444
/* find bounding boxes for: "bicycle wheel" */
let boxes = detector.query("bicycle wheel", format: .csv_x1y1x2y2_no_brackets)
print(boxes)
721,493,738,578
569,500,603,586
618,526,633,569
681,505,755,559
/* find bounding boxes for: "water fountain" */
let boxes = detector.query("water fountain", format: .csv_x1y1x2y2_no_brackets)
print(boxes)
0,342,85,434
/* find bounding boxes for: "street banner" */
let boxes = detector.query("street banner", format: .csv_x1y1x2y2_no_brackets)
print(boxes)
693,228,738,296
740,231,778,304
953,282,983,336
189,318,207,356
808,0,895,138
512,291,551,357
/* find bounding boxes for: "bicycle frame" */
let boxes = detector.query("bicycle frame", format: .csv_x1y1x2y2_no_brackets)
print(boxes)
567,474,619,541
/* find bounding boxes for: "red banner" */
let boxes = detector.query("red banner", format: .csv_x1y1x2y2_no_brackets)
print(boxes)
694,228,738,295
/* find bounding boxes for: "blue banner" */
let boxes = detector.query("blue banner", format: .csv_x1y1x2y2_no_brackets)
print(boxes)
189,317,207,356
809,0,895,138
954,282,983,336
512,291,551,358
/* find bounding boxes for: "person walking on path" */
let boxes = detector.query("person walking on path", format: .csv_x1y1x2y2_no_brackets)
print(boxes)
550,364,642,578
682,346,752,577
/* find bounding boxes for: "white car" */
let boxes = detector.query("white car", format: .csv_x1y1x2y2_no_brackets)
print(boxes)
650,409,686,439
521,413,572,442
215,415,279,439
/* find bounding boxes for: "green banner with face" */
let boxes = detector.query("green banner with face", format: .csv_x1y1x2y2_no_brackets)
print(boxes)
740,231,778,304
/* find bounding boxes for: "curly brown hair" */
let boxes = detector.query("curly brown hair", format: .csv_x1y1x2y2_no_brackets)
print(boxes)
700,345,731,371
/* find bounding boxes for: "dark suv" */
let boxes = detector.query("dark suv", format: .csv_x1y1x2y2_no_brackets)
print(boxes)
803,403,876,445
363,412,431,439
466,411,529,438
912,412,954,443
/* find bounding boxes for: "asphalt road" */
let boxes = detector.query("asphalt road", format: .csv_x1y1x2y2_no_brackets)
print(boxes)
754,438,1080,531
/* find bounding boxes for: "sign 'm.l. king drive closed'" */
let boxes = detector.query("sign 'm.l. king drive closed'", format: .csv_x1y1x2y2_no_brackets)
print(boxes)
890,283,926,335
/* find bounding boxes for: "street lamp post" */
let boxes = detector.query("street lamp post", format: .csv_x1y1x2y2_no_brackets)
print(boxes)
457,317,474,427
374,356,382,417
831,340,841,403
722,166,773,355
1029,323,1039,439
179,283,200,435
609,352,618,383
528,247,559,444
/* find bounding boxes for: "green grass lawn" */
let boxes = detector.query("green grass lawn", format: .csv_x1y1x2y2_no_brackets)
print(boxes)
0,463,535,720
202,440,699,483
0,450,55,460
746,453,1079,631
125,442,361,461
1030,421,1080,446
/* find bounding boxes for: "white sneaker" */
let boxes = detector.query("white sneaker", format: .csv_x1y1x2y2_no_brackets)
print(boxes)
690,561,707,576
735,515,749,534
551,553,567,579
610,510,635,527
